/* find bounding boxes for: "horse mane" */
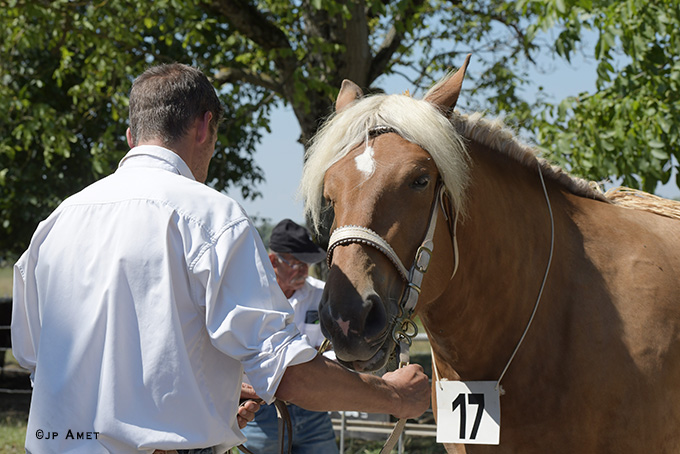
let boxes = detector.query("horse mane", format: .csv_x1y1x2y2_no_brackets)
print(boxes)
299,83,615,234
452,111,680,221
450,111,609,203
605,186,680,220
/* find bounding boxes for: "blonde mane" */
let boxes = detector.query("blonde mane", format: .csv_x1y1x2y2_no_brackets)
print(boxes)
300,92,470,233
299,86,608,233
451,111,608,202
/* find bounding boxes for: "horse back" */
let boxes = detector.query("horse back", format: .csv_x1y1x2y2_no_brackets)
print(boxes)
563,193,680,417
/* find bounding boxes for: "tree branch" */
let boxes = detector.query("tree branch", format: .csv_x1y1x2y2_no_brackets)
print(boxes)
368,0,428,84
213,67,282,93
203,0,290,52
202,0,299,102
458,4,537,64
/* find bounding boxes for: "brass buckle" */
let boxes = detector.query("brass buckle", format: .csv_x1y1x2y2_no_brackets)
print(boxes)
391,317,418,346
414,245,432,273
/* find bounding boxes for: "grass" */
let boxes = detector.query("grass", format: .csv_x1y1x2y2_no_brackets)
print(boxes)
0,414,27,454
340,437,445,454
1,263,25,453
1,350,29,454
1,262,28,453
0,416,445,454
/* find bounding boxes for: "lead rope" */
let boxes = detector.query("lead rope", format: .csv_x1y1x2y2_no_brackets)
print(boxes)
236,398,292,454
381,209,460,454
379,188,454,454
430,160,554,395
236,341,339,453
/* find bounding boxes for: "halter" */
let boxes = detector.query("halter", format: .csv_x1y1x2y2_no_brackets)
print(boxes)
326,183,448,365
324,126,460,454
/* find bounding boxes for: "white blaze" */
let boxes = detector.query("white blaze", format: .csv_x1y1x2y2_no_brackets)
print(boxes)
354,145,376,177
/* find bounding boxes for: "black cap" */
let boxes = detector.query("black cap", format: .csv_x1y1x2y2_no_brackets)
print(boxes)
269,219,326,264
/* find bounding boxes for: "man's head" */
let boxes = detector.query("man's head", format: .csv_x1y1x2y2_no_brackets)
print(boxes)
127,63,224,182
269,219,326,298
128,63,223,147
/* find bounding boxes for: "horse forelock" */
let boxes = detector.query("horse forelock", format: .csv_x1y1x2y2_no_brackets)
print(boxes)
300,93,471,233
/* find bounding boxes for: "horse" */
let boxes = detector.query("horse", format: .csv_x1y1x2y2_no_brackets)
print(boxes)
298,55,680,453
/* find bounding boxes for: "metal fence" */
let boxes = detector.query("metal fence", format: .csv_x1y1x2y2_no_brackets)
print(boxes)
332,410,436,453
332,333,437,453
1,297,32,396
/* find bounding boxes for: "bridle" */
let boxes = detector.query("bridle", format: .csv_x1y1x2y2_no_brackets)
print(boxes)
325,126,459,367
324,125,460,454
326,183,450,366
326,179,456,454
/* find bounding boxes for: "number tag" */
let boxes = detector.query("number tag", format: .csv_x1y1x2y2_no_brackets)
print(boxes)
436,380,501,445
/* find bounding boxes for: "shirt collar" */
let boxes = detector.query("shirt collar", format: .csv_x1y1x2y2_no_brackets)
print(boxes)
118,145,196,181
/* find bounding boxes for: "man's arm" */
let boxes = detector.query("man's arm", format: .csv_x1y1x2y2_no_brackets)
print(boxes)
275,354,431,420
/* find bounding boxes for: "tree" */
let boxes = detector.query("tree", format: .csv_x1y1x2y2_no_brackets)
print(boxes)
524,0,680,192
0,0,540,258
2,0,678,259
0,0,269,259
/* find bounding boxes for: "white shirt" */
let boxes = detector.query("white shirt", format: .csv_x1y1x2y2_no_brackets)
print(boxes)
288,276,326,349
11,145,317,454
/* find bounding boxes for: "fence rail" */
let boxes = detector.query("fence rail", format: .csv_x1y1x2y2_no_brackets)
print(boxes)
332,411,436,454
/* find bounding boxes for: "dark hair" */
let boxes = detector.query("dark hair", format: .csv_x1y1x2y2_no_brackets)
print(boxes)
128,63,224,147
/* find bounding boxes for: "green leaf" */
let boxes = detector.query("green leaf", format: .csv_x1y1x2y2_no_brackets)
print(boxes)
651,149,669,160
648,139,666,149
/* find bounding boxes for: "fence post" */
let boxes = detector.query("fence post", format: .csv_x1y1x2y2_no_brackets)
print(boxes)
339,411,345,453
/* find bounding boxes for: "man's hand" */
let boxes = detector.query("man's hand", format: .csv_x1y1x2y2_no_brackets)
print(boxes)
381,364,431,419
238,383,263,429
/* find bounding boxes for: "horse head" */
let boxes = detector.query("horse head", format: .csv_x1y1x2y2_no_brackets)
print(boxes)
301,56,471,372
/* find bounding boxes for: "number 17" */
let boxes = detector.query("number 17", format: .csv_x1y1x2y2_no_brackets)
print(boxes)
452,393,485,440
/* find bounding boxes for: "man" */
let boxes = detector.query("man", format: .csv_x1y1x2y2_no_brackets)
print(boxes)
11,63,430,454
241,219,338,453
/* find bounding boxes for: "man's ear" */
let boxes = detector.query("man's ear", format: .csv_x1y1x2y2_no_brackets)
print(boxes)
196,111,213,144
269,252,278,268
126,128,134,148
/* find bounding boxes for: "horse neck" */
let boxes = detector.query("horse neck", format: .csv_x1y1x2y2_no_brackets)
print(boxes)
419,140,560,380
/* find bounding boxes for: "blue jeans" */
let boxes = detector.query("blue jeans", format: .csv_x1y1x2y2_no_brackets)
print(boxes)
240,403,338,454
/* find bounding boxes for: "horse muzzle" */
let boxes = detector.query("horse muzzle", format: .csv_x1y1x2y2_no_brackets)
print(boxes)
319,282,398,372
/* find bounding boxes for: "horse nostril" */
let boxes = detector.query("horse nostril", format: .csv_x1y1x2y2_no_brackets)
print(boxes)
363,293,388,341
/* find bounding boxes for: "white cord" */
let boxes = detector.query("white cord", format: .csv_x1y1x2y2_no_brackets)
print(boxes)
431,161,554,393
495,161,555,391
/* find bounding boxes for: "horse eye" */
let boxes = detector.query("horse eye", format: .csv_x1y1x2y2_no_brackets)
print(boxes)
411,175,431,189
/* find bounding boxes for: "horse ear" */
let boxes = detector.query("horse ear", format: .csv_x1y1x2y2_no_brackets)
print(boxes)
336,79,363,113
424,54,472,113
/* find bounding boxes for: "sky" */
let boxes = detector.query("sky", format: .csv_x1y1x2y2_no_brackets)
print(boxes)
228,53,680,225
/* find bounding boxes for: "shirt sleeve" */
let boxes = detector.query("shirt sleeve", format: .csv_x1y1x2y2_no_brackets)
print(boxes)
10,251,38,384
192,218,317,403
